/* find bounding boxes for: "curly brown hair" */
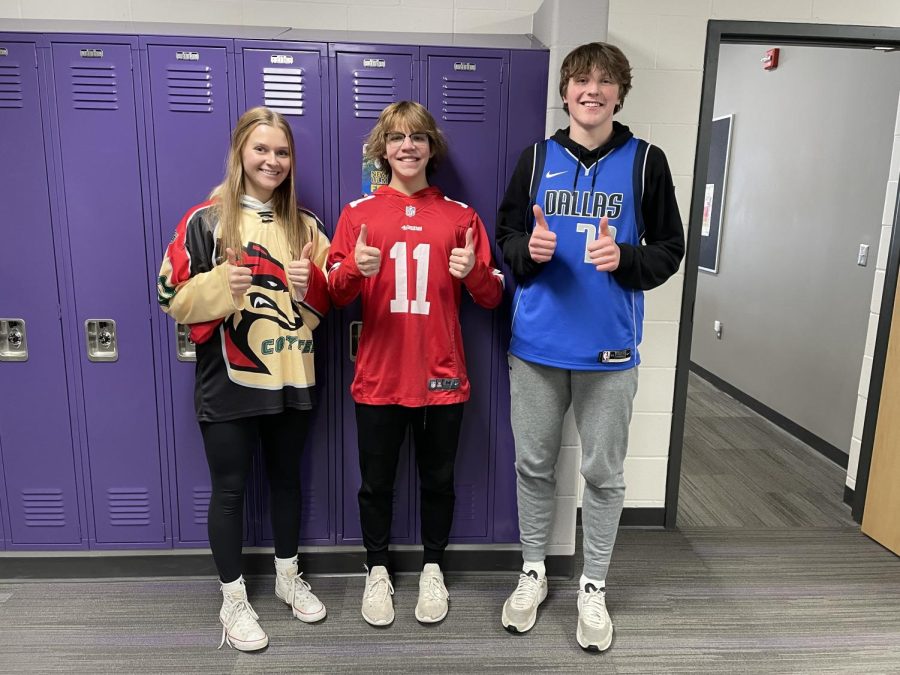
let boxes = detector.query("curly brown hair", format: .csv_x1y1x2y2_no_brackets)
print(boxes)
363,101,448,181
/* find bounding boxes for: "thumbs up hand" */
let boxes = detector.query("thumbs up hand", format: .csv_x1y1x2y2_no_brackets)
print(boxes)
587,216,620,272
288,241,314,301
528,205,557,263
354,223,382,277
225,247,253,298
449,227,476,279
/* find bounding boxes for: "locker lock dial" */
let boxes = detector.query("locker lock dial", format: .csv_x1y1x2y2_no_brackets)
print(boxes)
0,319,28,361
85,319,118,362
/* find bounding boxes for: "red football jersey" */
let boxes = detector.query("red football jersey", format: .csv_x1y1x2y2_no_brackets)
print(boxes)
328,185,504,406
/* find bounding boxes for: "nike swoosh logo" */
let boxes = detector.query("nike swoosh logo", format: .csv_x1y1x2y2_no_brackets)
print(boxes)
545,170,567,179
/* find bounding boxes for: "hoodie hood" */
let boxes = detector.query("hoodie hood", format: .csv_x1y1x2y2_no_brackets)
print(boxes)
551,121,633,170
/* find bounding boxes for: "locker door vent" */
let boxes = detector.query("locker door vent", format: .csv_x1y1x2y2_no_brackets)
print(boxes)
70,64,119,110
21,489,66,527
352,71,396,119
262,67,304,116
166,64,213,114
107,487,151,526
441,77,487,122
193,487,211,525
0,63,24,109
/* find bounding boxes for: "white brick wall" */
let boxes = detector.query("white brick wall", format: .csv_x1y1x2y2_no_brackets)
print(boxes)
848,90,900,490
1,0,542,32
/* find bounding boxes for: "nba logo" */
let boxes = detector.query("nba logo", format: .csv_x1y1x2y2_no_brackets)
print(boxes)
405,206,416,217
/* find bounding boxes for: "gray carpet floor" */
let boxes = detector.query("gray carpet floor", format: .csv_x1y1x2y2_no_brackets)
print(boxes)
0,374,898,673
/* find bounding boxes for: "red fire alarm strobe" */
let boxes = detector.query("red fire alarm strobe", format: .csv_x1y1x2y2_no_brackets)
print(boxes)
762,47,780,70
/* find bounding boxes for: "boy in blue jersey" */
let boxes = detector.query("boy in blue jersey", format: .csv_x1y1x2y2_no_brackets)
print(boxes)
496,42,684,651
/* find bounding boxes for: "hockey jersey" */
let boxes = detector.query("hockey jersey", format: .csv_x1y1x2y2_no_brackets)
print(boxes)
157,196,331,422
328,185,503,406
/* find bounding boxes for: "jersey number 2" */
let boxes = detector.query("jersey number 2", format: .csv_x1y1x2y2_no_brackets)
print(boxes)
576,222,617,264
390,242,431,315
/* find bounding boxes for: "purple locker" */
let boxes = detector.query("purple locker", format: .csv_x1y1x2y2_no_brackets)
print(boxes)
237,42,334,544
492,48,550,542
422,51,506,542
48,39,167,547
0,37,84,548
332,45,418,544
140,37,250,547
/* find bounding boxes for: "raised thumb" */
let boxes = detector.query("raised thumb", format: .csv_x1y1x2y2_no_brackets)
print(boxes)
532,204,549,230
599,216,610,237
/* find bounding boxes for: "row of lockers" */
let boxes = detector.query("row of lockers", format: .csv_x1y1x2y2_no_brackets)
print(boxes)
0,27,549,550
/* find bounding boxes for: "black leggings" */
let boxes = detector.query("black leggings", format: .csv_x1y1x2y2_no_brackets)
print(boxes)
200,409,311,583
356,403,464,570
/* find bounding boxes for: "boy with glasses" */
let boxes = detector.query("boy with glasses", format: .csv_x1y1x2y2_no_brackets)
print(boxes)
328,101,504,626
496,42,684,651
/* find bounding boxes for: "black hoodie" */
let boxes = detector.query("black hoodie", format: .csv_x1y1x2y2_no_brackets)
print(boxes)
496,121,685,290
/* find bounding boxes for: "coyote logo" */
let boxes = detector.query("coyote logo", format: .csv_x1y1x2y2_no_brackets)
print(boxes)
223,241,303,375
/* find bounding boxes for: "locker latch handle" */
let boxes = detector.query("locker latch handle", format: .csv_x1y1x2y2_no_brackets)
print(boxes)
0,318,28,361
85,319,118,362
349,320,362,362
176,323,196,362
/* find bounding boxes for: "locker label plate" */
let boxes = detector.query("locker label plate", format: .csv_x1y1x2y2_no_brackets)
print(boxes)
80,49,104,58
363,58,385,69
270,54,294,65
176,51,200,61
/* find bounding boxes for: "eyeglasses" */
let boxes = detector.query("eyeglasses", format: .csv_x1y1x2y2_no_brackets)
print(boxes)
385,131,430,147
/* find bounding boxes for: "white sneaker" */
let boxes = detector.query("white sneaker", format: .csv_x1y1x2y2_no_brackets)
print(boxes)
415,563,449,623
501,570,548,633
218,577,268,651
275,567,327,623
361,565,395,626
576,583,613,652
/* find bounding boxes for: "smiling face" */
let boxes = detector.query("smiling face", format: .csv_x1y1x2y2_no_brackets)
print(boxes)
383,126,434,194
562,67,620,141
241,124,291,203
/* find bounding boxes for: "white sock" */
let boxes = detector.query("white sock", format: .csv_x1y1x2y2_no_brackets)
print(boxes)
579,574,605,591
523,560,546,579
275,554,298,573
221,575,244,592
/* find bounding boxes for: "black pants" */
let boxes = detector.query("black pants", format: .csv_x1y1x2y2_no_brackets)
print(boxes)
200,409,311,583
356,403,464,570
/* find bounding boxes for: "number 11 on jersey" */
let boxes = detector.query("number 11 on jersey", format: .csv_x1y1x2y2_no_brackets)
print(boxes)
390,242,431,315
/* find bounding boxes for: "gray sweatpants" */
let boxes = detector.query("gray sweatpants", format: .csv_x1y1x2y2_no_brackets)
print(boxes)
509,354,639,581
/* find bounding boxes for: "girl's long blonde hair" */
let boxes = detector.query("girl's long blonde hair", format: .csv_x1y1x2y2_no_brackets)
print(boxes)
210,106,311,261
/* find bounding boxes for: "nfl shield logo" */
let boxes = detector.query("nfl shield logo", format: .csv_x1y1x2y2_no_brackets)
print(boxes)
405,206,416,217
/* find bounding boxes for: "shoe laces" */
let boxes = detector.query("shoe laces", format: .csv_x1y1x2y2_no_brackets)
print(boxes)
218,595,261,649
420,572,449,602
364,572,394,606
283,571,314,604
580,586,608,629
510,572,542,609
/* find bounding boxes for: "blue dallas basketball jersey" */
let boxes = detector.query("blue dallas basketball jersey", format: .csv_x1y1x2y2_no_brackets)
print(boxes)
509,136,649,371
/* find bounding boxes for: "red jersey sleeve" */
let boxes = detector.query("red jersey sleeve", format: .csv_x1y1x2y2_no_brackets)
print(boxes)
327,206,366,307
462,211,504,309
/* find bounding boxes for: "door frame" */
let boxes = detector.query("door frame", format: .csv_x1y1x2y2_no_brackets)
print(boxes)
666,20,900,528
